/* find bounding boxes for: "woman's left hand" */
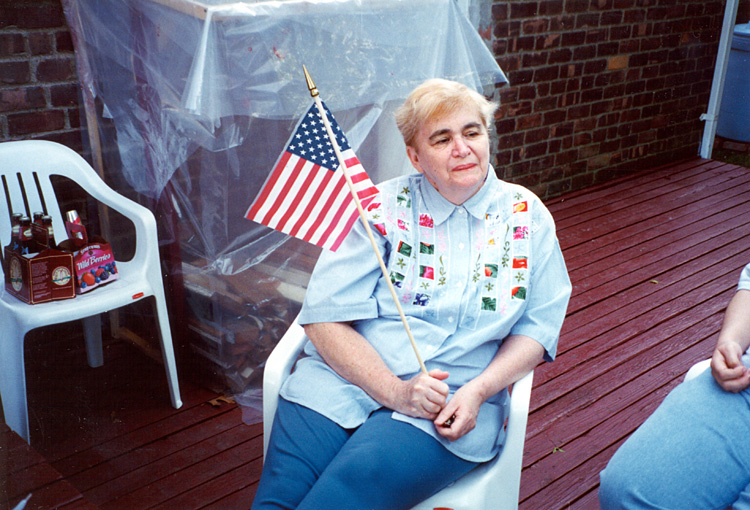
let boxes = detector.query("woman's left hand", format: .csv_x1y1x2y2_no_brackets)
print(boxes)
432,334,544,441
433,382,484,441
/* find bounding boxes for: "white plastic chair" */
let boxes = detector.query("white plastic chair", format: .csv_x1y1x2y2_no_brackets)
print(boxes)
684,359,711,381
263,318,534,510
0,140,182,443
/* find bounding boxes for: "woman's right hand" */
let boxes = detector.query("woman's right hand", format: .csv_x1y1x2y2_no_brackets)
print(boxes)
711,341,750,392
390,369,450,420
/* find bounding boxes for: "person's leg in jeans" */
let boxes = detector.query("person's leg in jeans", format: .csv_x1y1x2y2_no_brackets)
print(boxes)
599,370,750,509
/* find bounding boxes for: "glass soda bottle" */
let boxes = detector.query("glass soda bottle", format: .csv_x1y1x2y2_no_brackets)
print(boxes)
9,212,22,251
19,215,34,255
42,215,56,249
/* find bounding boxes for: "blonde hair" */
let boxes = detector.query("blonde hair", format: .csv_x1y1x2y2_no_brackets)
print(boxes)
394,79,498,147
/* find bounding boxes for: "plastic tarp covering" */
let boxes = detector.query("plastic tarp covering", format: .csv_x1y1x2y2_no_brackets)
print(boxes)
62,0,506,423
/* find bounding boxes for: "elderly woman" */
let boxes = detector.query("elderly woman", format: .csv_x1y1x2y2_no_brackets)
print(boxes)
251,79,571,509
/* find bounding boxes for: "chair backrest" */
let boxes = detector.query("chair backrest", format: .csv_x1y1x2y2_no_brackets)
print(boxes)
0,140,150,279
0,142,71,269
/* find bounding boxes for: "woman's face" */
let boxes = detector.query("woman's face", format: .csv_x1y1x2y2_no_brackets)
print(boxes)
406,104,490,205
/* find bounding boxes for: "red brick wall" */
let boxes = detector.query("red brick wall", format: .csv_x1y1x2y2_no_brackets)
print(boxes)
0,0,83,152
492,0,730,197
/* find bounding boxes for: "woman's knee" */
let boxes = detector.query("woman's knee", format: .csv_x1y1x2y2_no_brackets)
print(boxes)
598,450,642,510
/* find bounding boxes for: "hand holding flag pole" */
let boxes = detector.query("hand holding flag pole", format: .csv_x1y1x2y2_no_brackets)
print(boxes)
303,65,428,376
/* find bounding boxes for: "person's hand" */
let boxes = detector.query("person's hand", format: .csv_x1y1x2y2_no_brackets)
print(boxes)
392,369,450,420
711,341,750,392
434,382,484,441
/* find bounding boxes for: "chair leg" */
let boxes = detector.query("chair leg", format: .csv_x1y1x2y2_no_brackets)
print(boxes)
82,315,104,368
152,297,182,409
0,324,31,442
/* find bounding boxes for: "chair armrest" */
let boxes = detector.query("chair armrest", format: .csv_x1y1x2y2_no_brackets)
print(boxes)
507,369,533,437
262,318,308,457
490,369,533,503
47,142,159,268
684,359,711,382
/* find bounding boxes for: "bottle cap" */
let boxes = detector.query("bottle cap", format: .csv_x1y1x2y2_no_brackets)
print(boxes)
66,210,81,224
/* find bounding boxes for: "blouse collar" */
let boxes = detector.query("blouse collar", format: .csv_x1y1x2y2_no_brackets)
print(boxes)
418,166,501,226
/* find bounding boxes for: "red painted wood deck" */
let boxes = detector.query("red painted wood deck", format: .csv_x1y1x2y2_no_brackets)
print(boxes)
3,157,749,509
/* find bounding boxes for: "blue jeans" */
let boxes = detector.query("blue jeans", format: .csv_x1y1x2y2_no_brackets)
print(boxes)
251,398,478,510
599,370,750,510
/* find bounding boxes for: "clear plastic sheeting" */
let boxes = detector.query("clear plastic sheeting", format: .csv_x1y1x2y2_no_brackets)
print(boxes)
62,0,506,421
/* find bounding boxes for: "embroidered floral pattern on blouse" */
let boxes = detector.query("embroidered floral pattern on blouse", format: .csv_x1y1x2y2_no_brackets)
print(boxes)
513,225,529,240
413,230,436,307
511,196,530,301
437,255,447,286
474,190,531,314
384,183,439,311
472,253,482,283
397,241,412,257
476,210,505,314
383,179,536,316
366,201,387,236
397,186,411,208
419,214,434,228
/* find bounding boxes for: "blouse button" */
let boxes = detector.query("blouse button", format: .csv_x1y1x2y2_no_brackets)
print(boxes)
448,317,455,323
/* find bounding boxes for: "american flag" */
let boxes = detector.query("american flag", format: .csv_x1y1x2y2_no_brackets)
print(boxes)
245,102,379,252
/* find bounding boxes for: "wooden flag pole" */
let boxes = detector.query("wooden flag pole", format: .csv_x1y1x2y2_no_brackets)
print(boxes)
303,65,428,375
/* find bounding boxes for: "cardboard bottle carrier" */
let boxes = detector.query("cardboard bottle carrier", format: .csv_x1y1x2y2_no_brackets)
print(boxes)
3,215,118,304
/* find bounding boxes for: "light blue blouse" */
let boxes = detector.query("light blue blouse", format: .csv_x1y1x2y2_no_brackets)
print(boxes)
280,169,572,462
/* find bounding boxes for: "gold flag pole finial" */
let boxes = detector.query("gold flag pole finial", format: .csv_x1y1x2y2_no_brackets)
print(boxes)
303,65,319,97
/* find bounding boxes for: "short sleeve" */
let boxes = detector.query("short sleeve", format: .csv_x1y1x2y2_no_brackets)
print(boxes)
297,211,387,325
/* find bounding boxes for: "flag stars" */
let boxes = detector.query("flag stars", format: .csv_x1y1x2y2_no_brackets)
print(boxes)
287,103,352,170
